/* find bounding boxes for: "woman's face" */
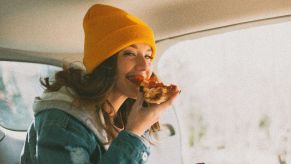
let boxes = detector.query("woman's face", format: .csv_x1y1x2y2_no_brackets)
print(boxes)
114,43,153,99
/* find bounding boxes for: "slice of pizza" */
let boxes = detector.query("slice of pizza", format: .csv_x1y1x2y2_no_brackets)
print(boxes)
127,75,177,104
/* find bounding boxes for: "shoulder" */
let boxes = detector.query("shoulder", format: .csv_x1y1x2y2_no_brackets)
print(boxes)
35,108,95,141
32,109,105,160
35,108,79,127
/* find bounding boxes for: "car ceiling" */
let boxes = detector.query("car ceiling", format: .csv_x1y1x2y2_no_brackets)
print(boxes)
0,0,291,56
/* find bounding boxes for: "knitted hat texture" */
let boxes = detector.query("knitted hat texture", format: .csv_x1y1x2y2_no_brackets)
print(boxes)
83,4,156,73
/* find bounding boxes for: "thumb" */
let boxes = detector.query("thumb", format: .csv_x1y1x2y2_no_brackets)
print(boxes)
133,89,145,109
158,90,180,112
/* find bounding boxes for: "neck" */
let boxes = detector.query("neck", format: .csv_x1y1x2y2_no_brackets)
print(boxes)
106,91,127,115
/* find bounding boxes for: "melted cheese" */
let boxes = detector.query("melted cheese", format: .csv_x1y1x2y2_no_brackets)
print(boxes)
143,87,169,104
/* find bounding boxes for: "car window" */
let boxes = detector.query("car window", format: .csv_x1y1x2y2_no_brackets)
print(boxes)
0,61,61,131
148,105,182,164
157,21,291,164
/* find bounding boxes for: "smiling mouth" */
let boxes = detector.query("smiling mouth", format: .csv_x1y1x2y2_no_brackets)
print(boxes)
126,75,144,86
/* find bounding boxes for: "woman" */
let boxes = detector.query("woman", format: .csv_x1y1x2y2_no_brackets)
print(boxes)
20,4,179,164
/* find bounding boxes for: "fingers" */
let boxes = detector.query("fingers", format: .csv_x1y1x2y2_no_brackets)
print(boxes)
135,86,181,114
136,91,144,104
132,90,145,110
137,86,150,109
166,90,180,105
154,90,180,112
140,91,180,116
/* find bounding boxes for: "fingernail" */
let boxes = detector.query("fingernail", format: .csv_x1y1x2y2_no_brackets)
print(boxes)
179,90,181,94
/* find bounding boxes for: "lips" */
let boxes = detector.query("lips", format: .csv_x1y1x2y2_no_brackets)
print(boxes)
126,74,144,86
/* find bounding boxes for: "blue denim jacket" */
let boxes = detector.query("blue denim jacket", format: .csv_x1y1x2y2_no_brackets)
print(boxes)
20,87,150,164
20,109,150,164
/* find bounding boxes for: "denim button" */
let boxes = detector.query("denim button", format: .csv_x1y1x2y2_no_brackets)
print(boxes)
142,152,148,161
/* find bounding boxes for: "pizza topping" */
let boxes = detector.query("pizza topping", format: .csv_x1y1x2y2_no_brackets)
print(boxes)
127,74,178,104
126,74,144,85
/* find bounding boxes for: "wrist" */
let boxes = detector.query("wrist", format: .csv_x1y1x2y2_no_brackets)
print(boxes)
125,130,150,148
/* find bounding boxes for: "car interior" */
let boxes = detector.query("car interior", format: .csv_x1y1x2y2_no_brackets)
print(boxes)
1,0,291,164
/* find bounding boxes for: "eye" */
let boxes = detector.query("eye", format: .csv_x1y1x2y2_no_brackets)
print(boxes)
123,51,136,57
145,54,153,60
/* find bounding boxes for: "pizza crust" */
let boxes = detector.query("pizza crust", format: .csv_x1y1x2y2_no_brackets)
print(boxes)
127,74,177,104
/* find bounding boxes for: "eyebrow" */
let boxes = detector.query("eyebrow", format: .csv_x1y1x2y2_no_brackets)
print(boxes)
130,45,152,52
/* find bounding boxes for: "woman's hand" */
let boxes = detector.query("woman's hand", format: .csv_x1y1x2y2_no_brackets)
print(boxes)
126,88,180,136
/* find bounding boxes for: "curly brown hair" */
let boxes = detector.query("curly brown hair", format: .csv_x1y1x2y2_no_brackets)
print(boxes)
41,55,159,143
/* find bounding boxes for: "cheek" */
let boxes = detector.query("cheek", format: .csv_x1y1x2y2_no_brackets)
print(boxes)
115,76,139,98
118,59,134,73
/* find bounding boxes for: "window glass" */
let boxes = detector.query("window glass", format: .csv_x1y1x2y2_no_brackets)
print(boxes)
158,21,291,164
0,61,61,131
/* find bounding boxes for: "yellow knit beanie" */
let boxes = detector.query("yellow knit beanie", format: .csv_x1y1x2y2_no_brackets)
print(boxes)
83,4,156,73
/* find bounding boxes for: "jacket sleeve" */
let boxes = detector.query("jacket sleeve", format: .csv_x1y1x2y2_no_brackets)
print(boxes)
34,109,150,164
99,130,150,164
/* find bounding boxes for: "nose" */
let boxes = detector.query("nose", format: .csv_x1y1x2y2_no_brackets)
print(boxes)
135,55,150,71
